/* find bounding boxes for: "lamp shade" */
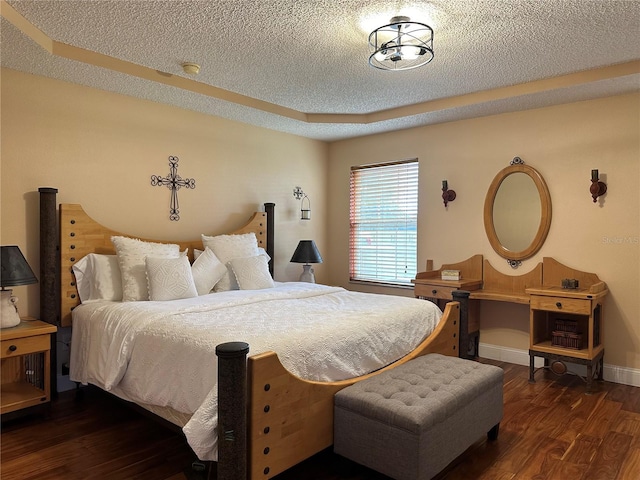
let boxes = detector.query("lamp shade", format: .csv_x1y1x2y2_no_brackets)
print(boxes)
290,240,323,264
1,246,38,287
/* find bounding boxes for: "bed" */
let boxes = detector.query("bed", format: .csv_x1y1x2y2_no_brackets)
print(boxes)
38,187,462,480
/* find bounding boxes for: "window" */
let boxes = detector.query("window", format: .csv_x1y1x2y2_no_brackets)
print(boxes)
349,159,418,286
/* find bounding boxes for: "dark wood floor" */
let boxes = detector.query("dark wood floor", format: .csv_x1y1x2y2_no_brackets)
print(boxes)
2,360,639,480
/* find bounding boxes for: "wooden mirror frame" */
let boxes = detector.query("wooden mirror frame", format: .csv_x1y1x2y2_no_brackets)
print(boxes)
483,161,552,262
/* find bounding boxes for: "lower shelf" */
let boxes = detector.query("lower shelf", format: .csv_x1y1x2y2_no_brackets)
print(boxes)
1,382,48,414
530,340,603,361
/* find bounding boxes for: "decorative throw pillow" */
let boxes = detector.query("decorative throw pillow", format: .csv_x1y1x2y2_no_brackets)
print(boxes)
191,247,227,295
257,247,271,262
72,254,123,303
112,236,180,301
145,255,198,301
201,233,259,292
229,255,275,290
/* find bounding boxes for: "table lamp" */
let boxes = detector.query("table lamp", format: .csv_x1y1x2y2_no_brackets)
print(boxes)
1,246,38,328
290,240,323,283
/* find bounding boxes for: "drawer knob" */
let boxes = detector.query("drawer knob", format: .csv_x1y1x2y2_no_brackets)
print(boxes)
432,289,437,295
8,345,17,352
556,302,562,308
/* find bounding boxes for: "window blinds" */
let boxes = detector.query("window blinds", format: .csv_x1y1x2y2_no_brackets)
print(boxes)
349,159,418,285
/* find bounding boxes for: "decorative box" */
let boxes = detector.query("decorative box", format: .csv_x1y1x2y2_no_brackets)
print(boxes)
554,319,579,333
551,331,583,349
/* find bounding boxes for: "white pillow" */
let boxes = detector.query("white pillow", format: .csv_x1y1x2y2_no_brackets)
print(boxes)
191,247,227,295
112,236,180,301
229,255,275,290
257,247,271,262
194,246,270,262
145,255,198,301
145,256,198,301
201,233,259,292
72,255,92,303
72,254,122,303
89,254,123,301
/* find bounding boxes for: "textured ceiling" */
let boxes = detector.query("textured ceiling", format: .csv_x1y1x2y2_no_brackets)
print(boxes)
2,0,639,141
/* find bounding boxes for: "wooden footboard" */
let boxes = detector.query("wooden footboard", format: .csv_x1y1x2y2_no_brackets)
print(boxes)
242,301,460,479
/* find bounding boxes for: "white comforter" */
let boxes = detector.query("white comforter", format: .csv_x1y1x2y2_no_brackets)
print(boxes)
70,282,441,460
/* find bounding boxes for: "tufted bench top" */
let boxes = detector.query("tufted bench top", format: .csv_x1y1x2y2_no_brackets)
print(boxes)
334,353,504,434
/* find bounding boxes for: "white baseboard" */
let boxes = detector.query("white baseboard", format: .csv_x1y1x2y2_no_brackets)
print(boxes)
478,343,640,388
478,343,544,368
603,364,640,387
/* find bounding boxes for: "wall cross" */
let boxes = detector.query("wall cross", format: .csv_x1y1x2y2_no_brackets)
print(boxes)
150,156,196,221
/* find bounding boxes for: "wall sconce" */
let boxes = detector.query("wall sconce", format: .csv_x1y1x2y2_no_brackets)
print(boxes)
442,180,456,207
590,169,607,203
293,186,311,220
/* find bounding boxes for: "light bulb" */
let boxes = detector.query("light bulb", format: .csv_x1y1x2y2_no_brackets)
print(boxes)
400,45,421,60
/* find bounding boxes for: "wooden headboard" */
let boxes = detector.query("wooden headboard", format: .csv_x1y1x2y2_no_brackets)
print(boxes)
39,188,275,327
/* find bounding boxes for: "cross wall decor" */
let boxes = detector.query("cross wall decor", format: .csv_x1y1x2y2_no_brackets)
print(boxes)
150,156,196,221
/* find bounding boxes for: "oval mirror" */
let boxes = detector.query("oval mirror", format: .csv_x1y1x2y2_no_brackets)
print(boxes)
483,161,551,262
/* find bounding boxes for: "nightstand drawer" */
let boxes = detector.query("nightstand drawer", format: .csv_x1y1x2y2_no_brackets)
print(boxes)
414,284,457,300
1,335,50,359
530,296,591,315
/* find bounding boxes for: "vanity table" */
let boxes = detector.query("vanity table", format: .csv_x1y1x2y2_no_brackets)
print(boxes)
413,256,607,392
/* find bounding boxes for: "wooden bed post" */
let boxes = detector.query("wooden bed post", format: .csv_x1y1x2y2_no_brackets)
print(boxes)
39,187,59,398
216,341,250,480
264,203,275,277
39,187,59,326
452,290,471,359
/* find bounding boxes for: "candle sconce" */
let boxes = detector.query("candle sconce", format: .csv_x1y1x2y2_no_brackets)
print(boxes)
293,186,311,220
442,180,456,207
590,169,607,203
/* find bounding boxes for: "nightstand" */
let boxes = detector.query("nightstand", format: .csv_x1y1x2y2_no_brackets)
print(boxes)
1,318,57,415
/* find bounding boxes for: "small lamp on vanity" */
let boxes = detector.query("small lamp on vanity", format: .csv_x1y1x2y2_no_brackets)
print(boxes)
590,169,607,203
442,180,456,207
1,246,38,328
290,240,323,283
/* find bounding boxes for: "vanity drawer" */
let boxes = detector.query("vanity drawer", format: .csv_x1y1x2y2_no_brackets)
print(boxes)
1,335,50,359
414,284,458,300
530,296,591,315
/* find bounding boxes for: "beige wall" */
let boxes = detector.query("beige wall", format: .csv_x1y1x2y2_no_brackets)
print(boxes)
2,68,639,375
328,93,640,371
1,68,328,318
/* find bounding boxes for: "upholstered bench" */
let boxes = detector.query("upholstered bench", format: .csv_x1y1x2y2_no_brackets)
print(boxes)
334,353,503,480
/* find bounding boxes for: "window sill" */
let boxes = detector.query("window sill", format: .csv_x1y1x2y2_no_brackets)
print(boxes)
349,280,414,290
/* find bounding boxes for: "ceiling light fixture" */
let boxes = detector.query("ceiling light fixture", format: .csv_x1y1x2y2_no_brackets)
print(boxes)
368,16,434,71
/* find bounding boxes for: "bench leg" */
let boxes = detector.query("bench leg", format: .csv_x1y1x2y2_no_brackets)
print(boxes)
487,423,500,441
